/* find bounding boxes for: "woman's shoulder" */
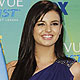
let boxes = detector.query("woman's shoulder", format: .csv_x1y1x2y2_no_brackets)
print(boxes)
70,61,80,80
56,58,80,79
6,60,17,80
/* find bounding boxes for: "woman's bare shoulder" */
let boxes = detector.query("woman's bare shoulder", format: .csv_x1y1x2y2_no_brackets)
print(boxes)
70,62,80,80
6,60,17,80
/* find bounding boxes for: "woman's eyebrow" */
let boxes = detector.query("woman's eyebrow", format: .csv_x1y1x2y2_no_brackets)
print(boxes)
37,21,45,23
37,20,59,23
51,20,59,23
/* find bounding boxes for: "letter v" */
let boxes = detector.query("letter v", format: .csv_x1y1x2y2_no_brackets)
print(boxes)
0,0,5,7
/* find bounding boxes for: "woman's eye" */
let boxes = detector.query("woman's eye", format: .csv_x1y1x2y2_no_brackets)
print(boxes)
37,23,45,26
51,23,58,26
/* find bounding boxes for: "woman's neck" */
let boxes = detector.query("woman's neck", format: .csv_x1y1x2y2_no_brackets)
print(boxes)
35,43,57,65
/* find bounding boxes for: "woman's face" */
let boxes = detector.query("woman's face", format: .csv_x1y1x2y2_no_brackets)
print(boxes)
33,10,62,47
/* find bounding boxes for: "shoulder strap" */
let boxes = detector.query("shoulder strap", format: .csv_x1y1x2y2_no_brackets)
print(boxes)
56,58,77,68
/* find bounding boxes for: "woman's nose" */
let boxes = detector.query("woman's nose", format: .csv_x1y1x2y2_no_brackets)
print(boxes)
45,25,52,33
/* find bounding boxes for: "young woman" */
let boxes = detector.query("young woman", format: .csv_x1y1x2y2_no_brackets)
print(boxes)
6,1,80,80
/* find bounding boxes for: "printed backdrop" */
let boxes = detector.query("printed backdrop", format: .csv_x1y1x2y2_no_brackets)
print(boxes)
0,0,80,63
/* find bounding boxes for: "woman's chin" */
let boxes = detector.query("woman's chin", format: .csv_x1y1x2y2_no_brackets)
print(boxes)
41,42,54,47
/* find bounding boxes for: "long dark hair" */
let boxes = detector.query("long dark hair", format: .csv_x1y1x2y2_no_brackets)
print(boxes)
11,1,67,80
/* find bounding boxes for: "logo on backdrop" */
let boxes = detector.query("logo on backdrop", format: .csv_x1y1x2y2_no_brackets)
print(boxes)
0,0,23,22
56,2,68,15
0,1,68,22
64,42,80,62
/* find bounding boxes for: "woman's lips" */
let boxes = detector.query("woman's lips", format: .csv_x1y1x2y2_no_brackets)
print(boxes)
41,34,53,40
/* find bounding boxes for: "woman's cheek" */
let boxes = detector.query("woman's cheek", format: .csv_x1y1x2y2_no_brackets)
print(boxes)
52,27,60,34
